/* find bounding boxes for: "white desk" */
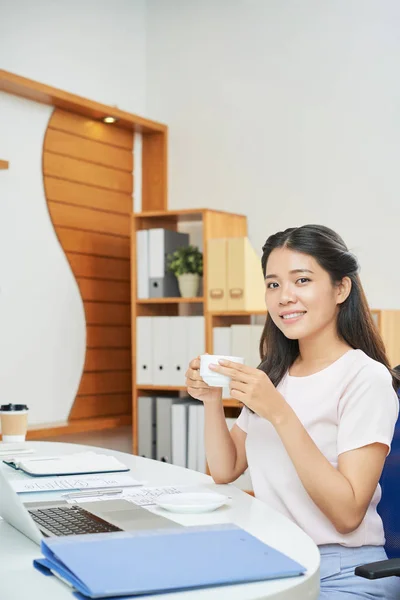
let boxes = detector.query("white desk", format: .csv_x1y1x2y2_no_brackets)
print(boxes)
0,442,320,600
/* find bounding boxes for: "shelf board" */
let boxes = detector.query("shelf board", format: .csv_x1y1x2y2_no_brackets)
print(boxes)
0,160,9,170
135,386,242,408
133,208,245,222
137,297,204,304
222,399,243,408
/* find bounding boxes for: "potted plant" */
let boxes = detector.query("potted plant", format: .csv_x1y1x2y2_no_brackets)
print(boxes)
167,245,203,297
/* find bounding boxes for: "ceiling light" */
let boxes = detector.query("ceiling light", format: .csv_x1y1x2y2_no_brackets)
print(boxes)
102,116,118,124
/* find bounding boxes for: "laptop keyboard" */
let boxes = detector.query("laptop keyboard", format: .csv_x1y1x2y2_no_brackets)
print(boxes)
28,505,122,536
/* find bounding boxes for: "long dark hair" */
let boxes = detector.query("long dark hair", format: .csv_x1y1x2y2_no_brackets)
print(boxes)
259,224,400,390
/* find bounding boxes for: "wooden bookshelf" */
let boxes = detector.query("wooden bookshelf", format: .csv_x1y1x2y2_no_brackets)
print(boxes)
131,208,251,454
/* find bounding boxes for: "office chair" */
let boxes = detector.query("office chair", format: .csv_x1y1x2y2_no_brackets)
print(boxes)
355,367,400,581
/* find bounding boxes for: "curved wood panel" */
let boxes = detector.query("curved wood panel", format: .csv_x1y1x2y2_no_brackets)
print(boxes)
45,129,133,170
57,229,130,259
49,109,134,148
84,349,131,371
43,152,132,193
43,108,133,421
48,201,130,236
77,278,130,303
84,303,131,326
45,178,132,214
67,254,130,281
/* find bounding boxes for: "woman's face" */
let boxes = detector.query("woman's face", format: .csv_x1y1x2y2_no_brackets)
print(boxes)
264,247,347,341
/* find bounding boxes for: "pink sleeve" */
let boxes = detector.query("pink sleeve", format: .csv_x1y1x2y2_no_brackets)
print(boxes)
236,406,250,433
337,364,399,456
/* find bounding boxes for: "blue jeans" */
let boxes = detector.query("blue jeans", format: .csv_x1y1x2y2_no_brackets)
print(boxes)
319,544,400,599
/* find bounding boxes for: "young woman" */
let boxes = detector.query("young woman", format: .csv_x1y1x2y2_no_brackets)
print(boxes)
185,224,400,599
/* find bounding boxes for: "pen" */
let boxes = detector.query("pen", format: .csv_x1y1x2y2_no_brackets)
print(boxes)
62,488,123,499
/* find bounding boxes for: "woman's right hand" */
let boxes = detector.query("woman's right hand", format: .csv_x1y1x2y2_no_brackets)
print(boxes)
185,357,222,404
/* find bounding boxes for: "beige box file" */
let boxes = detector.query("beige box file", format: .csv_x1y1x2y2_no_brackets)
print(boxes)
227,237,265,312
206,238,228,311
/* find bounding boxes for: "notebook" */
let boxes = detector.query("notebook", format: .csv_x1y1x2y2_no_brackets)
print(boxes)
3,452,129,477
33,523,306,598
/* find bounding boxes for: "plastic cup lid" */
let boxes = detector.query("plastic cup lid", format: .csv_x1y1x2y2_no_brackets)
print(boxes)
0,403,29,412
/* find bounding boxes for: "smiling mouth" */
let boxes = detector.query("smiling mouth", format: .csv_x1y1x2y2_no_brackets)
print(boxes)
280,311,306,321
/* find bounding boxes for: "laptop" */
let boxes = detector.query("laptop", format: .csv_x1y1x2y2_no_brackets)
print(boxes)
0,468,179,545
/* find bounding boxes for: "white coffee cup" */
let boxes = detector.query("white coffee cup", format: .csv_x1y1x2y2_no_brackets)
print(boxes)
199,354,245,387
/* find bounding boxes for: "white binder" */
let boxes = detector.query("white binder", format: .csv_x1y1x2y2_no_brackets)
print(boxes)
231,324,252,367
250,324,264,367
187,316,205,365
169,316,188,386
136,229,149,299
152,316,171,386
148,229,189,297
212,327,231,355
156,396,174,463
138,396,156,459
172,402,188,467
136,317,153,384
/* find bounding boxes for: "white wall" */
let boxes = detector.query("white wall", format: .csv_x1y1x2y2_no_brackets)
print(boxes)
0,94,86,425
0,0,147,425
0,0,147,115
146,0,400,308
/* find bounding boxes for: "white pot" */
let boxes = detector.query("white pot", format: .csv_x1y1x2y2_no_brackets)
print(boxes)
177,273,200,298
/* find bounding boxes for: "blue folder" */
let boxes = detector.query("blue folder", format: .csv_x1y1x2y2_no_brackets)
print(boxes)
33,524,305,598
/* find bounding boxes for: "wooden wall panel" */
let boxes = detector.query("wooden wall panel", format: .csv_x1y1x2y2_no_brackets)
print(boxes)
86,326,131,348
44,152,132,193
57,228,130,259
77,371,131,395
43,108,133,422
49,109,134,149
84,349,131,371
45,129,133,172
77,279,130,303
67,254,130,281
85,303,131,326
48,201,130,236
69,393,131,420
46,178,132,214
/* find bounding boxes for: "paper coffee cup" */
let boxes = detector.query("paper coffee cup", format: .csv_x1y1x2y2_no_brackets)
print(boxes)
0,404,29,442
200,355,245,387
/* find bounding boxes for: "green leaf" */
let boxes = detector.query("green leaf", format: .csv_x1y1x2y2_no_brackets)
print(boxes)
166,244,203,276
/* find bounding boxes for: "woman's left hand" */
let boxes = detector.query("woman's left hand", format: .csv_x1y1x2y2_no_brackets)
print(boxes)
209,360,288,424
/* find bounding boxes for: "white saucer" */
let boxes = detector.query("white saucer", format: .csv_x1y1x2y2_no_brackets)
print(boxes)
155,492,229,514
